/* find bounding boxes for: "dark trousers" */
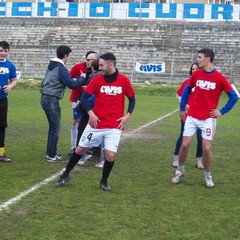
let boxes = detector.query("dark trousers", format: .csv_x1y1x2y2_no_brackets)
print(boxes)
0,97,8,147
41,95,61,158
76,109,89,146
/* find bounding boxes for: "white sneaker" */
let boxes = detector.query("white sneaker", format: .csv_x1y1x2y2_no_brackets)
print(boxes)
46,155,64,162
77,154,92,166
95,160,104,168
205,175,214,188
77,159,86,166
196,158,204,169
171,169,185,184
172,155,179,167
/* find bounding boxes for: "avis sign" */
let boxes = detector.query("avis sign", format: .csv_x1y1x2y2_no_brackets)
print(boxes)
135,62,165,74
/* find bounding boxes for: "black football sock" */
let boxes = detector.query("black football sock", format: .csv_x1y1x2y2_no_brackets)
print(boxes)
100,159,114,184
63,151,82,176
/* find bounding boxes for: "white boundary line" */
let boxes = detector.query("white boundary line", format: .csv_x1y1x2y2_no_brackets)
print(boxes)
127,108,179,134
0,169,65,212
0,108,178,212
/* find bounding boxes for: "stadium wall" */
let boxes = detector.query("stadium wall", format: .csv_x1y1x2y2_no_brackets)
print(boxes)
1,4,240,83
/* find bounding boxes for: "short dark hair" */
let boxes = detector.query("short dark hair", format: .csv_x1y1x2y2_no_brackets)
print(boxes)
198,48,215,63
56,45,72,59
0,41,10,50
85,51,97,59
100,52,116,66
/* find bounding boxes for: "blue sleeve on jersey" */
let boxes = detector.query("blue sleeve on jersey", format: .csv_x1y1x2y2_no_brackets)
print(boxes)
180,85,191,111
220,90,238,115
127,95,136,114
80,91,91,112
88,94,95,109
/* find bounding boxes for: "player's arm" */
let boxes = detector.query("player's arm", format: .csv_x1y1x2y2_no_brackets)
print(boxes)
80,91,100,128
220,89,238,115
60,66,86,89
3,77,17,93
117,95,136,130
179,84,191,121
9,77,17,88
210,90,238,117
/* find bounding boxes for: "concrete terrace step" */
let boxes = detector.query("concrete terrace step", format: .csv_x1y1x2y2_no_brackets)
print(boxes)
1,17,240,83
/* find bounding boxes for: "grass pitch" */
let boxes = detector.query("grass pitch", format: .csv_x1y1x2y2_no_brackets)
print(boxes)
0,83,239,240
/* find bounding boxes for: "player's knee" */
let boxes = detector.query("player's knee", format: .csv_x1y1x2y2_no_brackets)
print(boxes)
181,142,190,150
75,146,87,155
202,145,211,153
105,151,115,162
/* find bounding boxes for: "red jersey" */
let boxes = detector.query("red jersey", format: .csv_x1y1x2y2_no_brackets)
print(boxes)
69,62,86,102
177,79,189,97
177,78,195,105
187,69,233,120
84,73,135,129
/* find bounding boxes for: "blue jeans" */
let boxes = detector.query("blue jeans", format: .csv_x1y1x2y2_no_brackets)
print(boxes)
41,95,61,158
174,120,202,158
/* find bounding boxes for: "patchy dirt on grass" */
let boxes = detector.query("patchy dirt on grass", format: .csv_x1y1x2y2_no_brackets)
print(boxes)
121,129,167,144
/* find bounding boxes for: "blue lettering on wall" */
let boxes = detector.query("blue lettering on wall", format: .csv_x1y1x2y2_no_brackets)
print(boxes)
184,4,204,19
140,64,163,72
38,2,58,17
90,3,110,18
157,65,162,72
0,2,6,16
68,3,78,17
12,2,31,17
0,3,236,21
156,3,177,18
129,3,149,18
211,4,233,20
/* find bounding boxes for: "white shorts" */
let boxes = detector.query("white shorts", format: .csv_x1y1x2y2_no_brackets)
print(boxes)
183,116,216,141
78,124,122,153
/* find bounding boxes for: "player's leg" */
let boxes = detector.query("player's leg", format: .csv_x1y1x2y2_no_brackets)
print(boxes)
0,97,11,162
202,139,214,188
56,125,103,187
55,145,88,187
76,110,89,145
172,120,184,167
172,116,196,184
74,110,90,165
202,139,213,172
99,128,121,191
70,102,80,155
195,128,203,169
200,118,216,188
95,141,105,168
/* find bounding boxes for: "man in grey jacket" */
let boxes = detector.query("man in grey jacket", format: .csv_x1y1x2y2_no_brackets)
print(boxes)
40,45,86,162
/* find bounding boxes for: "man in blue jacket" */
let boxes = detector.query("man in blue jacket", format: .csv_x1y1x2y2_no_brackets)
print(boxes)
40,45,86,162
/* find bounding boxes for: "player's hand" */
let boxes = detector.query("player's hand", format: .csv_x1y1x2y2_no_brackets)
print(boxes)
185,104,190,113
209,109,222,118
180,111,186,122
88,111,100,128
117,114,130,130
3,85,11,93
80,70,86,78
